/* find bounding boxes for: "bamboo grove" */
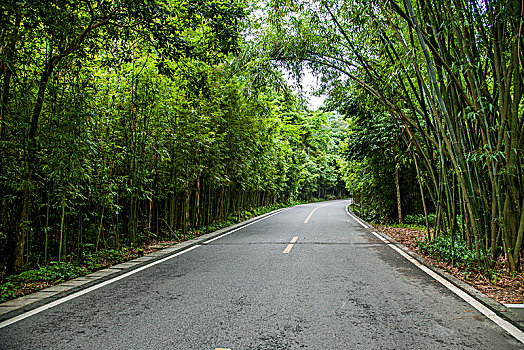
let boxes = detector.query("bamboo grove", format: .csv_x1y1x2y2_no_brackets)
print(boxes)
0,1,348,276
263,0,524,272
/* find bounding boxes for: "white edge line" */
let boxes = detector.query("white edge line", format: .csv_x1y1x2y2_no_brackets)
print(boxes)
0,207,290,330
345,203,524,344
0,245,198,330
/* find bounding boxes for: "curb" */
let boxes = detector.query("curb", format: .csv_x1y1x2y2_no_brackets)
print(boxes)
0,207,287,324
347,207,524,332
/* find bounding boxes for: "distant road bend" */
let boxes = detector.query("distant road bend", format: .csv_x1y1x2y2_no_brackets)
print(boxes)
0,199,522,349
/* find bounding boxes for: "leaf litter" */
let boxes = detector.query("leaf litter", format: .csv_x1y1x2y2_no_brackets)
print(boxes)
374,225,524,305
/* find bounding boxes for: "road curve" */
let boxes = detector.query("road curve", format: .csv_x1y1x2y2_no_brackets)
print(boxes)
0,199,521,349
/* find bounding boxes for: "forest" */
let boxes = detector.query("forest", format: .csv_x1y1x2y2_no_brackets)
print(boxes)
0,0,523,288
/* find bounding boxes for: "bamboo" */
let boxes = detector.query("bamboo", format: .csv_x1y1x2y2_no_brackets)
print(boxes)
58,197,65,262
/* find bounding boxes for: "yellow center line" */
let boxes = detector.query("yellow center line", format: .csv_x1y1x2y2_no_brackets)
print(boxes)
283,244,293,254
304,203,330,223
215,348,231,350
283,236,299,254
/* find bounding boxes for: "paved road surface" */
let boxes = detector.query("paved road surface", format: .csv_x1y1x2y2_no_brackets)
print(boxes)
0,200,521,349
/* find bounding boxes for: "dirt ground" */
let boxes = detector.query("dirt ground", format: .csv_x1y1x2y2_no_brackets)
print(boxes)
374,225,524,305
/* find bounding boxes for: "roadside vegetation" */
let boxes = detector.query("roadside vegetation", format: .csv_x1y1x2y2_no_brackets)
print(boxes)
0,199,327,303
0,1,348,295
1,0,522,303
373,223,524,304
258,0,523,274
256,0,523,299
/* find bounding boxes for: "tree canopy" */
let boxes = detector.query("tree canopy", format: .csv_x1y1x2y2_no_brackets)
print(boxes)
0,0,349,276
1,0,523,278
257,0,523,272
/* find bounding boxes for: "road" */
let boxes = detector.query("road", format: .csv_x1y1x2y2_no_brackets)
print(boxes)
0,199,522,349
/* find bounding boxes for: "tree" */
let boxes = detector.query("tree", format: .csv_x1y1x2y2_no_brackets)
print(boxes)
260,0,524,271
0,0,245,275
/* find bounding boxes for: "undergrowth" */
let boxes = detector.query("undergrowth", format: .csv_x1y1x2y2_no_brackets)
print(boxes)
1,199,320,303
403,213,436,227
349,205,484,277
417,235,480,273
0,247,143,303
0,262,88,302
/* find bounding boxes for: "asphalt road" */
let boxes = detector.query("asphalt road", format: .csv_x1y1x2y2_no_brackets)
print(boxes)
0,200,522,349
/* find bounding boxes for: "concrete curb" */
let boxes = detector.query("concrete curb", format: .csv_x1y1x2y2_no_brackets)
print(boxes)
347,207,524,332
0,207,287,323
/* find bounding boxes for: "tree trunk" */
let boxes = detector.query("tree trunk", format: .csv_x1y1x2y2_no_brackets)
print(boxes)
195,174,201,229
395,164,402,224
184,187,191,235
7,187,29,275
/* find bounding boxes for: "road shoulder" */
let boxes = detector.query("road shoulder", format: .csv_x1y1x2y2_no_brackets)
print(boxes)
345,205,524,334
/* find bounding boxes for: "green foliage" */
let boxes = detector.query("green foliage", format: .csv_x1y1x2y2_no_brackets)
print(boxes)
0,0,251,276
417,236,480,272
0,283,17,303
339,107,424,223
0,15,347,276
403,214,436,227
11,262,87,284
259,0,524,273
0,246,144,302
79,249,131,271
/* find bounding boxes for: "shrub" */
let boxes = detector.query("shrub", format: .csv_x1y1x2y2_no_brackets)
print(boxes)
404,213,436,226
6,262,88,284
0,262,89,302
417,234,479,271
